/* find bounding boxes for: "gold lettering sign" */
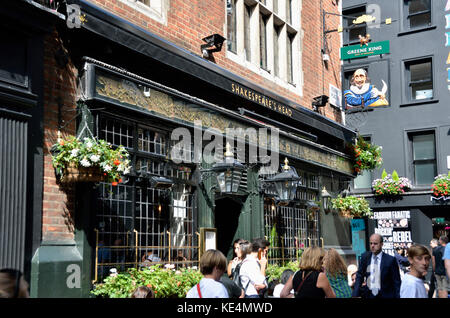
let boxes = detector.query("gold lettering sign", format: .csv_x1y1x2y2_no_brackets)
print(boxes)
231,82,293,117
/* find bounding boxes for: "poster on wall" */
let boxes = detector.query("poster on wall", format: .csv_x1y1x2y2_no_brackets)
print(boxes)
373,210,412,256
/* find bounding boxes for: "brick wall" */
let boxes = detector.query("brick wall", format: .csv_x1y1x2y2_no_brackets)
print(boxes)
87,0,343,122
42,29,78,242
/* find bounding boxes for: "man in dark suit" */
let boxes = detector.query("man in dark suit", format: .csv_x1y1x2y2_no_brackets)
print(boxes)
352,233,401,298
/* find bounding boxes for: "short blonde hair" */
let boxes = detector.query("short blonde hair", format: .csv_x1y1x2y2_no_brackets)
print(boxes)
299,247,325,272
200,249,227,275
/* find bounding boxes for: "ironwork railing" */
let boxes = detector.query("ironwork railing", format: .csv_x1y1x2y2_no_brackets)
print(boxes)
92,229,200,284
266,235,324,265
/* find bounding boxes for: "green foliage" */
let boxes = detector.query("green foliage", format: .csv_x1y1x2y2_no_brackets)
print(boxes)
352,135,383,174
265,261,300,283
91,265,203,298
392,170,399,181
431,172,450,198
372,171,412,196
331,195,373,218
51,136,131,183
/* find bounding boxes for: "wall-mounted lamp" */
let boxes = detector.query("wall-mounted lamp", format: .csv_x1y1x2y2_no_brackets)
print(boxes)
262,158,301,206
199,143,246,195
321,186,332,213
201,33,226,58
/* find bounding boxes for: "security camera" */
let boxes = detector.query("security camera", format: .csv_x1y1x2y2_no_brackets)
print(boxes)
202,48,209,58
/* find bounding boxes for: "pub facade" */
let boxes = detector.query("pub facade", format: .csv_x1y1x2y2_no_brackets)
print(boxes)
0,0,357,297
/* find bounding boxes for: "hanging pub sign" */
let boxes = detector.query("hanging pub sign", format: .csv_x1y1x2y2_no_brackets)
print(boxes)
373,210,412,256
340,40,390,60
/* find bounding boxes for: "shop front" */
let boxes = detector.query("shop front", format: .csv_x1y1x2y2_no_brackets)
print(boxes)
75,58,357,286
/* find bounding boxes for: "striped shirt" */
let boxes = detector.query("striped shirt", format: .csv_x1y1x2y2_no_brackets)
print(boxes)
326,272,352,298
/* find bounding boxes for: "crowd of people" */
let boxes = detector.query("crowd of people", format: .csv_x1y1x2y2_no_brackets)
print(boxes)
1,234,449,299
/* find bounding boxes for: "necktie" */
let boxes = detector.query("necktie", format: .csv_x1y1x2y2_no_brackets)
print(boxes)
371,255,379,296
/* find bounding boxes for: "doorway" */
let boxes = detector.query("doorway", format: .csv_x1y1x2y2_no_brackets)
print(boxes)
214,197,243,258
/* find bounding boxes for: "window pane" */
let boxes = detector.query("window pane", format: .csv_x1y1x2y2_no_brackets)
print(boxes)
410,61,431,82
408,0,431,14
260,14,268,69
244,4,251,62
414,162,436,185
409,12,431,28
413,134,435,160
287,34,294,83
227,0,237,53
349,26,366,43
274,26,280,77
412,82,433,100
354,170,372,189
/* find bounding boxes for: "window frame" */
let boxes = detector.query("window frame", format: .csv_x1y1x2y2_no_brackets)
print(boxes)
403,0,432,31
403,56,434,103
342,5,367,47
407,129,437,186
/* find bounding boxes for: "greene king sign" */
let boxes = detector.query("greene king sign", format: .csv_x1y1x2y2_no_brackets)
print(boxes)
341,40,390,60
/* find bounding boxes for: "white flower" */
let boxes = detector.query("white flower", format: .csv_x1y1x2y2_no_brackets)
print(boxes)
90,154,100,163
164,264,175,269
80,158,91,167
71,148,80,157
103,164,112,172
85,141,93,149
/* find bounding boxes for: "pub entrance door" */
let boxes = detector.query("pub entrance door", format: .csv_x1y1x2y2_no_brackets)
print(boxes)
214,197,242,258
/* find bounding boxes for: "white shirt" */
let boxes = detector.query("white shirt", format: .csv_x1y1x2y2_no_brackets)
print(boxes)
367,252,382,292
239,255,267,296
186,278,229,298
400,274,427,298
272,283,294,298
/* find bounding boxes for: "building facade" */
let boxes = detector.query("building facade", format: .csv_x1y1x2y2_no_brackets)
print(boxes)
0,0,358,297
343,0,450,257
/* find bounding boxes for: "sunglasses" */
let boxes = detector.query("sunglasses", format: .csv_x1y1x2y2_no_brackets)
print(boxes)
0,268,23,298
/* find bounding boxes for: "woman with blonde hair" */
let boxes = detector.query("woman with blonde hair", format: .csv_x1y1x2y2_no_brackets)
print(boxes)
323,248,352,298
280,247,335,298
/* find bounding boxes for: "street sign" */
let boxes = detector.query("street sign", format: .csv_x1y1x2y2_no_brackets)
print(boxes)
341,40,390,60
435,217,445,224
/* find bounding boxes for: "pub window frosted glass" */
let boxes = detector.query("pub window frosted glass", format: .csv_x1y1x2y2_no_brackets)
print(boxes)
287,33,295,84
273,25,281,77
260,14,269,70
410,132,436,185
244,4,252,62
227,0,237,53
343,6,366,45
286,0,292,25
273,0,278,14
405,0,431,29
406,59,433,101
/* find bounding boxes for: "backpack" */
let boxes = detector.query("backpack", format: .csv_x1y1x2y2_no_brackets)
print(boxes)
231,261,250,292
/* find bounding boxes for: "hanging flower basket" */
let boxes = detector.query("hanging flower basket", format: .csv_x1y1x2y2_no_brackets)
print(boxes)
62,162,105,183
351,135,383,174
331,195,373,219
51,136,131,185
431,172,450,201
372,169,412,196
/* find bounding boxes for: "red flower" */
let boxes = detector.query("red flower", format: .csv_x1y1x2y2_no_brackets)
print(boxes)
113,159,121,166
112,181,118,186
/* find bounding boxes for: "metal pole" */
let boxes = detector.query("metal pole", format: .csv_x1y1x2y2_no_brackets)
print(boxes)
92,229,99,284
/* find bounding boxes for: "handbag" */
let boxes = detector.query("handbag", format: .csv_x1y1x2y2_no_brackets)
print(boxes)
294,270,313,296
